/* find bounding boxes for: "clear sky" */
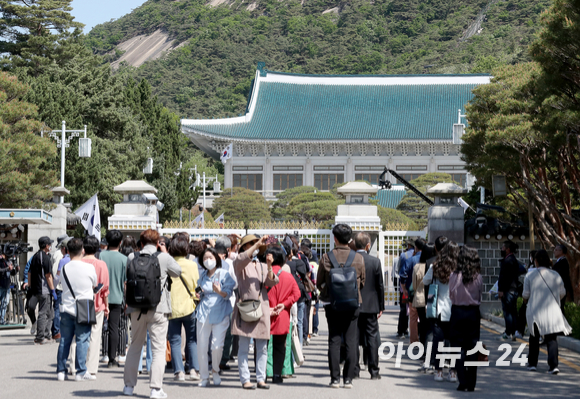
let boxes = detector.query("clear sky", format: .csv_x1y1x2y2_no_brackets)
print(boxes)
70,0,147,32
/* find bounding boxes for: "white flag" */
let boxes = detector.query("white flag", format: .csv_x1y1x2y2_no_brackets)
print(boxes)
214,213,225,224
220,143,233,165
458,198,470,213
191,212,204,228
74,194,101,241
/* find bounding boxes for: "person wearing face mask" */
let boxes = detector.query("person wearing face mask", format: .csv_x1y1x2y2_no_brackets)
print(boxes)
195,247,235,387
233,235,279,390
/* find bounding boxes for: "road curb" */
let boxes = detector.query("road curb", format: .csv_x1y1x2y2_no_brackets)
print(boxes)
481,312,580,354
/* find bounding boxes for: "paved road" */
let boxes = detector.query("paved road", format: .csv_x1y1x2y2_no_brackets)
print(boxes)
1,308,579,398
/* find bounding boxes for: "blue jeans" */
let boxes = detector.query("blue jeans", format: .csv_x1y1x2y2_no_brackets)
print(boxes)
52,290,62,336
138,332,152,372
168,312,198,373
297,301,306,347
501,291,518,336
0,286,9,324
57,312,91,374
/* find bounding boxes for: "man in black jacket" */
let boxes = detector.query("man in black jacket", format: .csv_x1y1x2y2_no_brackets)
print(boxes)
553,245,574,311
498,241,519,341
29,236,57,344
353,232,384,380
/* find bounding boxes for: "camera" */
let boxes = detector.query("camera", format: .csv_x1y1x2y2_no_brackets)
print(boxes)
2,242,33,275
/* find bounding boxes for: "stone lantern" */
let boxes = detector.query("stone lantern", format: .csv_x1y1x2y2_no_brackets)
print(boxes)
426,183,468,245
107,180,161,237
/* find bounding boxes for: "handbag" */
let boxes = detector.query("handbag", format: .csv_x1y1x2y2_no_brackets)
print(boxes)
62,266,97,325
291,322,304,366
426,282,438,319
237,262,265,323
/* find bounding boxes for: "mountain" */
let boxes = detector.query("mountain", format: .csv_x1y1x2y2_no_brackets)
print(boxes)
86,0,551,119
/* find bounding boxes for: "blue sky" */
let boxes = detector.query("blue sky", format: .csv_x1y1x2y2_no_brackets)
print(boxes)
70,0,147,32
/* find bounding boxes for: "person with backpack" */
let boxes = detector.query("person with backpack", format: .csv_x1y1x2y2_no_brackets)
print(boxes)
123,229,181,399
167,235,200,382
316,224,365,389
498,240,520,341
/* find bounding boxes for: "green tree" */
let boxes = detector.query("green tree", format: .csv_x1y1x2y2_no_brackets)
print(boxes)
396,173,453,228
212,187,271,227
0,0,84,75
286,192,343,225
377,206,418,231
271,186,317,220
0,72,58,208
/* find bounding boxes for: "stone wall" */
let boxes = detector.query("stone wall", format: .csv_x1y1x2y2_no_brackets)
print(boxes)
464,237,542,305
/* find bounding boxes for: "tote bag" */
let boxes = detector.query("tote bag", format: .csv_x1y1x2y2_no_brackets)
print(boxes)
426,282,438,319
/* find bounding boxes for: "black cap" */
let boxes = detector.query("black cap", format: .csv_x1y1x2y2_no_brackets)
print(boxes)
38,236,54,248
100,238,108,246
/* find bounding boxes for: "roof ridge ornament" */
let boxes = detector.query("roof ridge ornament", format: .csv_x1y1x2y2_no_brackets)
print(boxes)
257,62,267,77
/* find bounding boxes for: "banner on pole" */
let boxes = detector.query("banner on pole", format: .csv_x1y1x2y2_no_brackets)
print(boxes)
74,194,101,241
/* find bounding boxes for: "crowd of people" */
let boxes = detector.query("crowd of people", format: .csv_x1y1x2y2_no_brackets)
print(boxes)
19,224,574,397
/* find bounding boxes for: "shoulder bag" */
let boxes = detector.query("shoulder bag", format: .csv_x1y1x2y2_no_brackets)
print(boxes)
426,279,438,319
63,266,97,325
537,269,566,318
237,262,265,323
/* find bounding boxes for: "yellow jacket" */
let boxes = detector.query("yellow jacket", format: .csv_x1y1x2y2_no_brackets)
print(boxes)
169,256,199,319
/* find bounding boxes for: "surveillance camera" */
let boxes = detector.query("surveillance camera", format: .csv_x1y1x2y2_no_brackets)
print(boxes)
156,201,165,211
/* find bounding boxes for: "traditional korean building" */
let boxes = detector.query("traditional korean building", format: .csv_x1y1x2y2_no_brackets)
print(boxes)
181,63,490,203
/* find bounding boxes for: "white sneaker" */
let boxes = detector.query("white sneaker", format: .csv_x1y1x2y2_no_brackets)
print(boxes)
434,370,444,382
212,370,221,386
548,368,560,375
75,372,96,381
189,369,200,381
514,331,524,339
30,322,37,336
100,355,109,363
123,386,134,396
174,371,185,381
150,388,167,399
57,372,66,381
198,380,209,387
527,366,537,371
446,371,457,382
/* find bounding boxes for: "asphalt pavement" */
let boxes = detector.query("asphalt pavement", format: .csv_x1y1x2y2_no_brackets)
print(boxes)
1,308,579,399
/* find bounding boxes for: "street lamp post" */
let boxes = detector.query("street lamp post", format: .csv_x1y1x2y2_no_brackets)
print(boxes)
47,121,90,203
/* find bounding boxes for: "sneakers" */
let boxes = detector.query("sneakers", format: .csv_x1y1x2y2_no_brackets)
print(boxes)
548,368,560,375
150,388,167,399
329,379,340,388
447,370,458,382
501,332,510,340
434,370,444,382
57,372,66,381
123,386,134,396
75,372,96,381
198,380,209,387
343,380,353,389
174,371,185,381
527,366,537,371
189,369,201,381
100,355,109,363
108,360,119,368
312,332,319,337
212,370,221,386
514,331,524,339
34,338,51,345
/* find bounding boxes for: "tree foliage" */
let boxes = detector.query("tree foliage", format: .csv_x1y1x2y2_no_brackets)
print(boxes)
286,191,343,224
396,173,453,228
0,72,59,208
87,0,552,118
212,187,271,227
462,0,580,300
377,206,418,231
271,186,317,220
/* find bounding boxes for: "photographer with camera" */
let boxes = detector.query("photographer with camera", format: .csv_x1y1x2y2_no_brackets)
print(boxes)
29,236,57,344
0,252,13,325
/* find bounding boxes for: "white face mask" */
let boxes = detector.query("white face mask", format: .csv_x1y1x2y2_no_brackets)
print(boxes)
252,249,259,258
204,259,216,270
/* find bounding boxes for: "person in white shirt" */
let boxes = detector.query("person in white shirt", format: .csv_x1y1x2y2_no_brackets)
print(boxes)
55,238,97,382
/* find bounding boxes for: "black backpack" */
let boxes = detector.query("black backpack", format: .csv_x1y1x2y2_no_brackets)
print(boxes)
327,250,359,312
126,252,162,310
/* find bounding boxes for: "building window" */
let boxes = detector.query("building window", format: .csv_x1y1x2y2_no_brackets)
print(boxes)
398,173,423,182
274,174,303,191
355,173,381,185
438,165,465,171
396,165,428,171
233,174,263,190
355,165,385,171
314,174,344,190
233,166,263,171
313,165,344,171
450,174,467,187
273,166,303,171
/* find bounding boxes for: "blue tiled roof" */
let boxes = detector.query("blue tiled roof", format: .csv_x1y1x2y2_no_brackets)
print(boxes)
373,189,407,209
183,78,483,141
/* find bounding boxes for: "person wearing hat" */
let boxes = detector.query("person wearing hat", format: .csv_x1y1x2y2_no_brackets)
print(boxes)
51,236,71,340
28,236,57,344
232,235,279,390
